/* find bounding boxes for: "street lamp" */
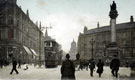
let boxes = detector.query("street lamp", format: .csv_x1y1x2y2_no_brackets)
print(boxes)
103,41,106,56
90,38,95,59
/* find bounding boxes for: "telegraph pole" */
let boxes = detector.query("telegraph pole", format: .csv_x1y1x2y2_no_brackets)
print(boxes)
39,22,42,67
43,24,52,34
39,23,52,67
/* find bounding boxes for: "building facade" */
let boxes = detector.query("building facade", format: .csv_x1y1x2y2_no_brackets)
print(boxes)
78,16,135,65
0,0,44,64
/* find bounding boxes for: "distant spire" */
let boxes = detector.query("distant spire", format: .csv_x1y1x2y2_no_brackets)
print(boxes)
97,22,100,28
27,9,29,17
45,29,48,37
73,39,75,42
130,15,134,22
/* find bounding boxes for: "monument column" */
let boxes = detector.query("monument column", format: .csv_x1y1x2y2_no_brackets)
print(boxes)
109,1,118,43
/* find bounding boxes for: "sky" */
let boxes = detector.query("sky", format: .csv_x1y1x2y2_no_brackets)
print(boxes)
17,0,135,52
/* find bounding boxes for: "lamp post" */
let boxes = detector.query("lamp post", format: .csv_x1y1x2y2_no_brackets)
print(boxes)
90,38,95,59
103,41,106,57
12,46,17,59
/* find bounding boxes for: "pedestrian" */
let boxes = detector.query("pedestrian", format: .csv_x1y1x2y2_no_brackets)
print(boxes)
10,58,19,74
125,61,129,68
61,54,75,80
110,55,120,78
0,59,3,68
130,60,135,71
96,59,104,77
89,58,95,77
105,59,110,66
18,60,21,69
24,64,28,70
79,61,83,71
85,62,89,71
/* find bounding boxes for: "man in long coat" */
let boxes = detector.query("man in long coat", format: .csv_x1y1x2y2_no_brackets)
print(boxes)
61,54,75,80
89,58,95,77
110,55,120,78
97,59,104,77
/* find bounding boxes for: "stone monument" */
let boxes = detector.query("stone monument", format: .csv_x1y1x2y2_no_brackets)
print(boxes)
106,1,120,58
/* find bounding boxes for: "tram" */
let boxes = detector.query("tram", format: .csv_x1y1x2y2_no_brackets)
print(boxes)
44,40,60,68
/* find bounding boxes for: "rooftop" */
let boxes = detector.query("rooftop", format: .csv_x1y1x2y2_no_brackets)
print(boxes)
84,22,135,34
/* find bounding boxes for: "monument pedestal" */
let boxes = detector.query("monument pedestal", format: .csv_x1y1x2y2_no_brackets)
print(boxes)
106,42,120,58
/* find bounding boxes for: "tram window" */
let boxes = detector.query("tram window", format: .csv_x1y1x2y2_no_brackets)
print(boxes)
45,42,53,47
45,42,50,47
46,42,50,46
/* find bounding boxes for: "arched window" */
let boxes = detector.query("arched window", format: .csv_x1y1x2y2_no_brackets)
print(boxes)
8,29,14,39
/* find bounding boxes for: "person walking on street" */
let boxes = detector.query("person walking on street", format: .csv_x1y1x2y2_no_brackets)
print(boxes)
0,59,3,68
89,58,95,77
10,58,19,74
125,61,129,68
18,60,21,69
110,55,120,78
96,59,104,77
79,61,83,71
61,54,75,80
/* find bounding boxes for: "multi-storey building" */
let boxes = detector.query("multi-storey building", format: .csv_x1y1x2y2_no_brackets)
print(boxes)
0,0,45,64
78,16,135,65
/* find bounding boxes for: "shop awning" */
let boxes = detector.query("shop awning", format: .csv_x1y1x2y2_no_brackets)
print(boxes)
31,49,38,56
23,46,32,55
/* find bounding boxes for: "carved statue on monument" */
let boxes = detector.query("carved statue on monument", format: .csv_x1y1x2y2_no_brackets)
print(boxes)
109,1,118,19
110,1,116,11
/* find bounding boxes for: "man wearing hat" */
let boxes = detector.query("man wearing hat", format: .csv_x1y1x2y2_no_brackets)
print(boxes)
110,55,120,78
61,54,75,80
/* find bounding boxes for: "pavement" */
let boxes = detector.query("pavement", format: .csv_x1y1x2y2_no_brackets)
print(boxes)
0,64,134,80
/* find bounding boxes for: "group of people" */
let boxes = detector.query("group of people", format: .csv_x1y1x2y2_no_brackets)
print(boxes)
0,57,29,75
89,58,104,77
0,59,9,68
9,58,29,75
89,55,120,78
61,54,120,80
2,53,133,79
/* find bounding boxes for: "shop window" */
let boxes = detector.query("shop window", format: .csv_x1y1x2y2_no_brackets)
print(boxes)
8,29,14,39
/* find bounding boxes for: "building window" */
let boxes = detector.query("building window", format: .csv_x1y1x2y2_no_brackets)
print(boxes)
8,29,14,39
16,20,19,26
8,17,13,25
46,42,50,47
0,17,4,24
